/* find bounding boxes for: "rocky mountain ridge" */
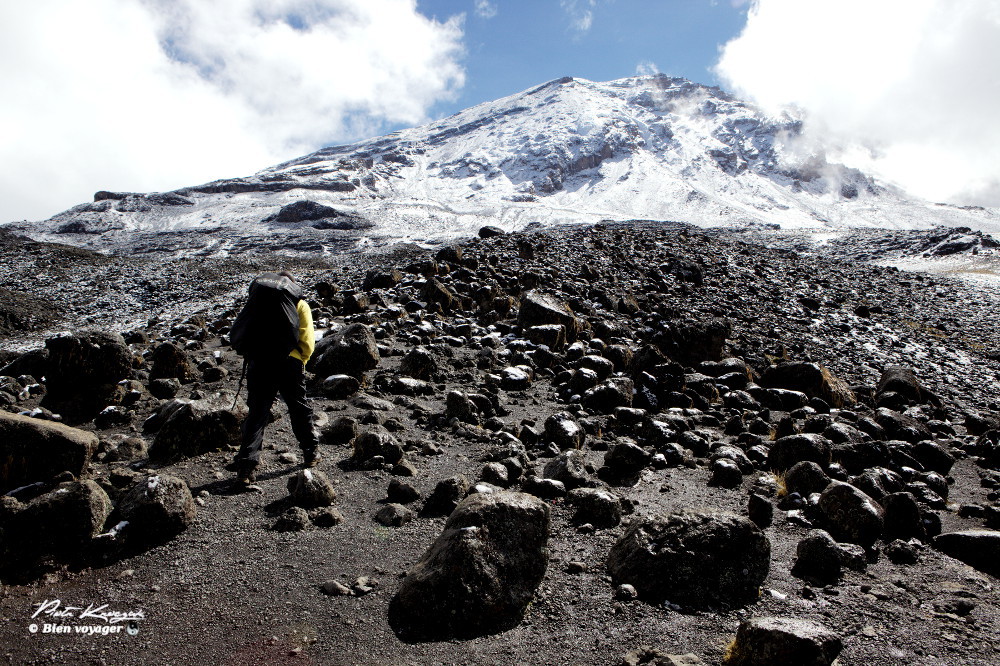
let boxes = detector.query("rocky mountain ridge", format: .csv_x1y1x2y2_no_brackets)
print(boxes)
7,75,1000,259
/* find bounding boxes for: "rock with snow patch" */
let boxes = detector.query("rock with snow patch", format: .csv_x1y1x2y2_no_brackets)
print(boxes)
110,474,196,546
287,468,337,508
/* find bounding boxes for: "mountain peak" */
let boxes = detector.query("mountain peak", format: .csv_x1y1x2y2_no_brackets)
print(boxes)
11,75,999,257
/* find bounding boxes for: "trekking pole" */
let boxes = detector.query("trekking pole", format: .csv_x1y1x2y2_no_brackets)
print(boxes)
232,358,248,410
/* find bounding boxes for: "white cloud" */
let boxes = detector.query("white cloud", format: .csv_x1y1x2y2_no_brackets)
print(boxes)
475,0,498,19
0,0,465,222
636,61,661,76
561,0,597,34
715,0,1000,206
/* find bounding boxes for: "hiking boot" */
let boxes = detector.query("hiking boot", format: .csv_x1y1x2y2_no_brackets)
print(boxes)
303,449,322,468
236,468,257,485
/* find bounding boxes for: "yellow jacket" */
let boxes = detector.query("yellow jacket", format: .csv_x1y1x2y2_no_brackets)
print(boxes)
289,300,315,365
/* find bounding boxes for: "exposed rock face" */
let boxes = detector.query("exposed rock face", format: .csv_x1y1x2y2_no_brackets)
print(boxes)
607,511,770,610
111,474,197,547
725,617,842,666
0,411,98,493
263,200,343,224
146,392,247,463
310,324,380,379
390,491,550,640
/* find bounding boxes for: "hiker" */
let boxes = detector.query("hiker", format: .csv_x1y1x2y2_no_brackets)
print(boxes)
228,271,320,485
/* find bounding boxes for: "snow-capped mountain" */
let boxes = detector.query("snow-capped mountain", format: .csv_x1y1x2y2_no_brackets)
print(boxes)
14,75,1000,256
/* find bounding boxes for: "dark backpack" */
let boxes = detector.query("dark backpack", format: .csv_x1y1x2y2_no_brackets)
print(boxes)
230,273,303,360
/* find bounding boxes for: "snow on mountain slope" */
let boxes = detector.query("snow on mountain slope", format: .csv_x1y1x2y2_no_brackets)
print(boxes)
13,75,1000,255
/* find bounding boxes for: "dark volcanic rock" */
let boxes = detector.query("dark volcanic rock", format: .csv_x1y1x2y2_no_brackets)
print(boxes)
726,616,842,666
817,482,884,547
111,474,197,547
934,530,1000,577
310,324,380,379
149,342,196,383
390,491,550,640
607,511,770,610
287,469,337,508
146,393,246,463
4,480,112,565
0,411,98,493
518,291,581,342
653,319,730,366
768,434,832,473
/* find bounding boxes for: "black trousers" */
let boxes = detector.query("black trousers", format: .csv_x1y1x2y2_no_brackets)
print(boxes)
235,356,318,473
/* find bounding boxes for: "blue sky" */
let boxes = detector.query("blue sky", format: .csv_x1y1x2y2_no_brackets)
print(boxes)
418,0,750,118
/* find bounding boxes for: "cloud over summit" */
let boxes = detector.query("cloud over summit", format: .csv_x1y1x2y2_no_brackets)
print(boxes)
0,0,465,222
715,0,1000,206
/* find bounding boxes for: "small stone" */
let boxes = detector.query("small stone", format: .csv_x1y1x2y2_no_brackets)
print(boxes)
320,580,354,596
273,507,311,532
309,506,345,527
615,583,638,601
375,503,414,527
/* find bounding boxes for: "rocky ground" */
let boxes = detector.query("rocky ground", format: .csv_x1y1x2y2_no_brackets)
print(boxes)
1,222,1000,665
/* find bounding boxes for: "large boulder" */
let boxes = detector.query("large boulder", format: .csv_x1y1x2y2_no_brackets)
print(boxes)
41,330,134,422
543,449,590,489
653,319,731,367
0,411,98,493
44,330,132,389
309,323,380,379
876,366,934,405
518,291,581,342
148,342,196,383
725,617,842,666
582,377,634,413
110,474,196,547
768,434,832,473
4,480,112,564
421,475,471,516
390,491,550,640
544,412,586,449
817,482,884,547
607,511,770,610
146,392,247,463
934,530,1000,577
874,408,932,444
760,362,854,408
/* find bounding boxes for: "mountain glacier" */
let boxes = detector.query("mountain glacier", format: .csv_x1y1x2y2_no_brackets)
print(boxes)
12,75,1000,256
